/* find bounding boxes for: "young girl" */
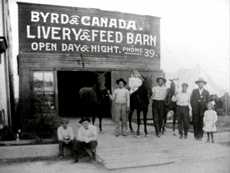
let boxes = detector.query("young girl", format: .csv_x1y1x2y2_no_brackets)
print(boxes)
203,101,218,143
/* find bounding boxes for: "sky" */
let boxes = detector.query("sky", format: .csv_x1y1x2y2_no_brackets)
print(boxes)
9,0,230,96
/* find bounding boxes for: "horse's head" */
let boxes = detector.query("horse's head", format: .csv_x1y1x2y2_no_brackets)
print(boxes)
142,76,152,89
137,76,152,99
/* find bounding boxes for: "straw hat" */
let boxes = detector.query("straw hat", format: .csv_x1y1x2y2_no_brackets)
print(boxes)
78,117,91,124
156,77,166,83
195,77,207,84
116,78,127,85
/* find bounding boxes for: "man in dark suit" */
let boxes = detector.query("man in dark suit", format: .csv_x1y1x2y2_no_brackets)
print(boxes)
190,78,209,140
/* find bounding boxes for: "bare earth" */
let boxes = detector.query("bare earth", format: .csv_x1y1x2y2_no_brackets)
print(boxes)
0,118,230,173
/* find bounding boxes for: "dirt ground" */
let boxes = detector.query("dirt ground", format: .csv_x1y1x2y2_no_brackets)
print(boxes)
0,154,229,173
0,117,230,173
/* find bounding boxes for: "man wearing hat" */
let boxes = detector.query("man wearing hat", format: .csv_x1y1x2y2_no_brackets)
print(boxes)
173,83,191,139
151,76,168,137
190,78,209,140
73,118,98,162
109,78,130,136
57,119,74,158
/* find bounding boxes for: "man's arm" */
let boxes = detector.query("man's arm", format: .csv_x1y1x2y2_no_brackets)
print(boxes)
151,87,155,99
88,126,98,142
109,89,116,101
69,127,74,141
126,90,130,108
190,89,195,106
57,127,63,141
77,127,86,142
188,93,192,117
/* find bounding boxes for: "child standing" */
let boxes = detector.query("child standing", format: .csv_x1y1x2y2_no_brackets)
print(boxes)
203,101,218,143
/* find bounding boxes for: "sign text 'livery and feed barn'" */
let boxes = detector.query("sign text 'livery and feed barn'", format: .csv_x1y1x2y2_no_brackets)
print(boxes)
19,3,160,58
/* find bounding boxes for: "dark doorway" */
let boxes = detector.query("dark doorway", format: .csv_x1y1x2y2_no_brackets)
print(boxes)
57,71,111,117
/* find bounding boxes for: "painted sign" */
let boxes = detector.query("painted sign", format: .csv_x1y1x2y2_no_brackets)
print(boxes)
18,3,160,58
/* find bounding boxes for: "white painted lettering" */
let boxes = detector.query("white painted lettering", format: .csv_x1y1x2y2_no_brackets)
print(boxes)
26,25,35,39
31,11,39,22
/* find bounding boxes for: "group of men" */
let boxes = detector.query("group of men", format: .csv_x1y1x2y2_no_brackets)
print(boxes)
152,76,209,139
57,72,210,162
57,118,98,163
109,71,210,140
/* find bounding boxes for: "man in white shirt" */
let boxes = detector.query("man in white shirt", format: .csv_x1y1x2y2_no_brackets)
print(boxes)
57,119,74,158
109,78,130,136
152,77,168,137
174,83,191,139
73,118,98,162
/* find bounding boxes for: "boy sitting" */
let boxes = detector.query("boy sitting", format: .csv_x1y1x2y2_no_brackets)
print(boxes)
57,119,74,158
73,118,98,162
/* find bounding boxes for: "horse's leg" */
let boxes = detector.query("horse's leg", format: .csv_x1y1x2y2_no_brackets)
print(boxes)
152,102,159,136
128,109,134,132
162,109,167,134
143,107,148,136
92,104,96,125
136,109,141,136
161,115,165,134
172,106,177,135
92,115,96,125
99,111,102,132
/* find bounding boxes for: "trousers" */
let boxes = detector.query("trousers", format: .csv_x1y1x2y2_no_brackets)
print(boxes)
152,100,166,135
192,103,206,139
73,140,98,160
114,103,128,135
58,141,73,156
176,106,190,136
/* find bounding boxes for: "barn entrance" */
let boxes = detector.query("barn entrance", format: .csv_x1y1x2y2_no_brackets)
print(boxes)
57,71,112,118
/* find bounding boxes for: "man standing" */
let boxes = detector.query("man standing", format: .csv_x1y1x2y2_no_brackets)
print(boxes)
190,78,209,140
57,119,74,158
73,118,98,162
152,76,168,137
109,78,130,136
174,83,191,139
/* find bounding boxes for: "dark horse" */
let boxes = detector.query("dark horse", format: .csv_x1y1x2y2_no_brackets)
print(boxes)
163,79,177,134
128,77,152,136
79,85,104,132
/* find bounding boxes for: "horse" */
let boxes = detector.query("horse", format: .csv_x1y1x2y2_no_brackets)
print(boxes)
162,79,177,134
79,85,103,132
95,88,111,131
128,77,152,136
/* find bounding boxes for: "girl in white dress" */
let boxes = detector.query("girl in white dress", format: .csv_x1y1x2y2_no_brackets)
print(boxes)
203,101,218,143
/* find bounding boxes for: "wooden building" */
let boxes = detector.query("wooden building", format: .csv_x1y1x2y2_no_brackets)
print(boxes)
0,0,13,128
17,3,163,123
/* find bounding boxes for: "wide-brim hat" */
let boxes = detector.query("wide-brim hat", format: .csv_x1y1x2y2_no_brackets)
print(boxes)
156,77,166,83
78,118,91,124
195,78,207,84
116,78,127,85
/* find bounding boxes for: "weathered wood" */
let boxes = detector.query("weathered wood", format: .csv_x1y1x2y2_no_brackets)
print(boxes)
17,3,163,122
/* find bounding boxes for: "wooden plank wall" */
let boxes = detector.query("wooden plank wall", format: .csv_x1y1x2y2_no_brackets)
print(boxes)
18,53,163,121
